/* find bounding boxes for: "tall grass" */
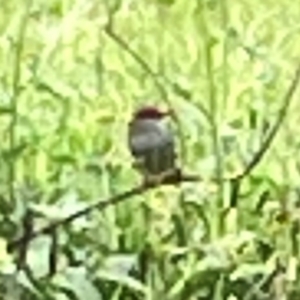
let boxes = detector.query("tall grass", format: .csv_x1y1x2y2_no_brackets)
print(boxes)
0,0,300,299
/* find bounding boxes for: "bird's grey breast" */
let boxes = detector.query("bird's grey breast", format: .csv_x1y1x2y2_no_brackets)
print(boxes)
129,119,173,155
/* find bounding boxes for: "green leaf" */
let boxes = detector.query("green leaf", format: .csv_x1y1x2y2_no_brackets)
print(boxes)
2,143,28,160
51,154,77,165
230,263,267,281
103,254,137,276
54,267,102,300
27,236,52,278
157,0,176,6
0,106,13,114
97,269,149,296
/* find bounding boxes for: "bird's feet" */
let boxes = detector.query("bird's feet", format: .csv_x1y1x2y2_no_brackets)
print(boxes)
142,168,181,187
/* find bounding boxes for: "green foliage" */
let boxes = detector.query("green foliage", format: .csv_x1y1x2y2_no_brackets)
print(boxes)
0,0,300,299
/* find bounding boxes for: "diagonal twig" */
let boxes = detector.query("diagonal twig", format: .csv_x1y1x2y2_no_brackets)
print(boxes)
240,62,300,179
7,173,200,252
228,61,300,208
103,13,187,166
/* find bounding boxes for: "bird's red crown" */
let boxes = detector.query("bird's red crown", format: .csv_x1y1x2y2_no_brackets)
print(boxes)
133,106,171,120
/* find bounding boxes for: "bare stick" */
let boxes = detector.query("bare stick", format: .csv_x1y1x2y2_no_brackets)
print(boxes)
7,173,200,252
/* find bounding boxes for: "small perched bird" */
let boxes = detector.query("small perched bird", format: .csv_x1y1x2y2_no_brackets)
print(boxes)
128,106,178,185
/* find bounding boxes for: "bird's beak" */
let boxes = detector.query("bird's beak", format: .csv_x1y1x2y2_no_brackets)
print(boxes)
162,108,174,117
164,108,175,117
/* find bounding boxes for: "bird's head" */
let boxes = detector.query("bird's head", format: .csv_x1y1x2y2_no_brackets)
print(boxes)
133,106,172,121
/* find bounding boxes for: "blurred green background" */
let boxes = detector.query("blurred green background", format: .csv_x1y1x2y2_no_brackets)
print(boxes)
0,0,300,299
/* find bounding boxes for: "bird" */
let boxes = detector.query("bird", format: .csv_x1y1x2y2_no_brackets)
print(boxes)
128,106,179,185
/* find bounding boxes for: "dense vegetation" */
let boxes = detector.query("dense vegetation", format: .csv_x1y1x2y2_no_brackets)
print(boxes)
0,0,300,299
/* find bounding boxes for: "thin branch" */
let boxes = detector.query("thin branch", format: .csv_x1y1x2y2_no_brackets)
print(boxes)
8,0,33,208
225,62,300,209
103,18,187,168
105,26,166,99
7,173,200,252
240,62,300,179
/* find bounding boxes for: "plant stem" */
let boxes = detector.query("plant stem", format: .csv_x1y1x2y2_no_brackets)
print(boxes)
8,0,32,207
